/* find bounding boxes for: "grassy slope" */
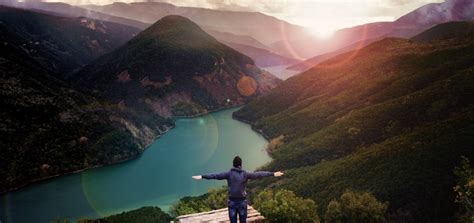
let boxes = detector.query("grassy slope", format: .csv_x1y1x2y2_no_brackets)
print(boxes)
234,25,474,222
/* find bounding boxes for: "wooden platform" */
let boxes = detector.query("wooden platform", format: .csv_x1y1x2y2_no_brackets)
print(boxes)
177,206,265,223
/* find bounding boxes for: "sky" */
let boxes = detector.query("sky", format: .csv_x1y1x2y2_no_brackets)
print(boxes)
51,0,444,38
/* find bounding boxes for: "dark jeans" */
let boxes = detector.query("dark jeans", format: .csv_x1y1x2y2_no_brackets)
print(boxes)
228,199,247,223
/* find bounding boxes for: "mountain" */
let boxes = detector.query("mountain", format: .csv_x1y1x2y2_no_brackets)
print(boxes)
205,29,270,50
393,0,474,35
73,15,280,118
204,29,299,67
0,8,172,193
234,23,474,222
411,21,474,42
0,6,141,77
0,1,149,29
273,0,474,60
286,37,383,71
224,42,300,68
82,2,313,47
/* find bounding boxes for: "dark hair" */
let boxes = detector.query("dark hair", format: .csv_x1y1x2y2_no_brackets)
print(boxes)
233,156,242,168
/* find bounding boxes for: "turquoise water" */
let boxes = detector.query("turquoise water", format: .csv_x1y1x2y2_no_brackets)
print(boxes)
0,108,270,223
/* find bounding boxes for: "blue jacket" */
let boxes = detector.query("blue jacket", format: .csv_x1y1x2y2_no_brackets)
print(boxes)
202,167,274,199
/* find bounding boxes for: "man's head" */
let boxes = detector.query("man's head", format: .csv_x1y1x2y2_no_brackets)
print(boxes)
233,156,242,168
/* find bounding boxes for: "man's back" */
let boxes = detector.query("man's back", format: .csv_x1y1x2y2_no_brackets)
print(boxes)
202,167,274,199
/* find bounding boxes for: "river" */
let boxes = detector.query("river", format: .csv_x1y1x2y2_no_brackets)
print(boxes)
0,108,270,223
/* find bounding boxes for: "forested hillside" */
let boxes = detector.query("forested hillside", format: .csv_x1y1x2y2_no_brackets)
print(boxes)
0,7,172,193
0,6,140,77
234,22,474,222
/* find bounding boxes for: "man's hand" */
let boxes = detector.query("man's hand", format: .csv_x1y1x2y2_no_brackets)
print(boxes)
274,171,284,177
192,175,202,180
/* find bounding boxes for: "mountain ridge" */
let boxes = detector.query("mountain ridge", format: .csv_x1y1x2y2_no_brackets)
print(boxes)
0,1,149,29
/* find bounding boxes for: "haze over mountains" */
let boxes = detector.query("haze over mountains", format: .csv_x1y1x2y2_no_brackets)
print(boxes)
3,0,302,68
288,0,474,70
81,2,312,46
1,0,149,29
5,0,472,72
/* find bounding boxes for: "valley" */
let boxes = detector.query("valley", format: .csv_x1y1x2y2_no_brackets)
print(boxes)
1,1,473,222
0,108,270,223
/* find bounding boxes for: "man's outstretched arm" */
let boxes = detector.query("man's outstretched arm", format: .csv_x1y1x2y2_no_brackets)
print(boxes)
192,171,229,180
247,171,284,179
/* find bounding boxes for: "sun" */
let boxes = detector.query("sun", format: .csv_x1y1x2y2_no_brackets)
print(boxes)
307,26,335,39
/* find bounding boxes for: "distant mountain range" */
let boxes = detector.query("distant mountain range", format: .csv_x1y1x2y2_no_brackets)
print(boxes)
81,2,312,46
224,42,300,68
234,22,474,222
1,1,149,29
3,0,473,65
1,1,300,68
203,29,299,68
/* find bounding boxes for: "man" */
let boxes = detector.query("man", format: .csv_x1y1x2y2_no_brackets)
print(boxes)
192,156,284,223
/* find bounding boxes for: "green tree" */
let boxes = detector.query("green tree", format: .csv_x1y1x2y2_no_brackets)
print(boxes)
204,188,228,210
253,189,319,223
324,190,387,223
453,156,474,223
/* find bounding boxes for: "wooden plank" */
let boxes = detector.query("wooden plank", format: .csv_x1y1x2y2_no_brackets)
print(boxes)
177,206,265,223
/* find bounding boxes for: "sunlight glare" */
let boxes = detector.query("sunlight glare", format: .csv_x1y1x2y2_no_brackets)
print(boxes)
308,26,335,39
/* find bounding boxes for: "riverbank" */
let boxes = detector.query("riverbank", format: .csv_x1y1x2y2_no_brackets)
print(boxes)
0,125,175,195
172,103,245,119
231,114,271,141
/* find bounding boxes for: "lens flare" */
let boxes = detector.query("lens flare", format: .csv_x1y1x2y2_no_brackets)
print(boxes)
279,21,307,61
192,113,220,166
297,24,370,70
237,76,257,96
